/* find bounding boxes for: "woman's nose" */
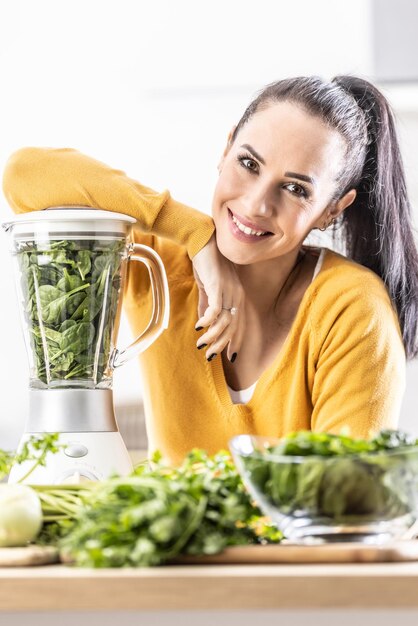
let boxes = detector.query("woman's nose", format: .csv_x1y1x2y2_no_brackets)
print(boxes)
241,187,274,218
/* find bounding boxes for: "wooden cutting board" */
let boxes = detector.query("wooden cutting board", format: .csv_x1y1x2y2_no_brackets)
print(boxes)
0,545,59,567
174,541,418,564
3,542,418,567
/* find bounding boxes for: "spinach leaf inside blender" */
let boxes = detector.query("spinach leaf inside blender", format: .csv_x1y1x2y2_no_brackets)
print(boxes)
18,239,125,386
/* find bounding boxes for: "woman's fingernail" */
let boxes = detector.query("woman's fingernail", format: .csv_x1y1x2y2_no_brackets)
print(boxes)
197,343,207,350
195,326,203,331
230,352,237,363
207,353,217,362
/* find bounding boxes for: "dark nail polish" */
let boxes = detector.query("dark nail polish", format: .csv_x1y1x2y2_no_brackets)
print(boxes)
197,343,207,350
207,353,217,362
230,352,237,363
195,326,203,331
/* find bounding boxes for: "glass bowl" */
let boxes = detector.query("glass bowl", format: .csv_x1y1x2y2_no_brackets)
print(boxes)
229,434,418,544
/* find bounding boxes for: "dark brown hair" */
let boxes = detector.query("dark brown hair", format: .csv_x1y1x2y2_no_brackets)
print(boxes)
232,76,418,360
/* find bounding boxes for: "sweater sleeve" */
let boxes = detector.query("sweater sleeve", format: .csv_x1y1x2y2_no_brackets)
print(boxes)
310,282,406,439
2,147,215,259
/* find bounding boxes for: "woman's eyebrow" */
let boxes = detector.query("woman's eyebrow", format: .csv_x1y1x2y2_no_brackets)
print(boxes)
284,171,316,186
240,144,315,186
240,144,266,165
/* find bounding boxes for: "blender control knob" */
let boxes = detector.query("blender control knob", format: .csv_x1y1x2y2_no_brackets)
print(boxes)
64,444,88,458
57,469,99,483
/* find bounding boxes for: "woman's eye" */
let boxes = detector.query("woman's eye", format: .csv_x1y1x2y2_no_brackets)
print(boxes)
285,183,307,198
237,155,258,173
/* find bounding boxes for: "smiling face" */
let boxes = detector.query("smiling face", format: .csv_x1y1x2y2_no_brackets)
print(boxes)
212,100,356,265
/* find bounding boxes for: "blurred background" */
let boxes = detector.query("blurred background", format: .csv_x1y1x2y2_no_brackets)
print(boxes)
0,0,417,450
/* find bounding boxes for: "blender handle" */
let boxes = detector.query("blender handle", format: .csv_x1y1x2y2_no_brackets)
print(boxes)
111,243,170,369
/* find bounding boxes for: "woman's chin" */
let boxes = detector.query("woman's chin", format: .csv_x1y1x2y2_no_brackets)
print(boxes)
215,237,258,265
215,229,281,265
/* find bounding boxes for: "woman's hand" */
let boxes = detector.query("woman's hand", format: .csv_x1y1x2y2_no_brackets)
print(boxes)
192,234,245,362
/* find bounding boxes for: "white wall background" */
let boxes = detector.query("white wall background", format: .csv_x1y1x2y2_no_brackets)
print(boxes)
0,0,416,449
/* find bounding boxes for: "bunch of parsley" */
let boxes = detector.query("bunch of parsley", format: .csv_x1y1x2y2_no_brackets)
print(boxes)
58,450,281,567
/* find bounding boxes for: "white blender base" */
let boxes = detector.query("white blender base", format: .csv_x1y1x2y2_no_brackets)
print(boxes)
8,432,134,485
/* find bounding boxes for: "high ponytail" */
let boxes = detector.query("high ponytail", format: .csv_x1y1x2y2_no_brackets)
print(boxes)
231,75,418,359
332,76,418,360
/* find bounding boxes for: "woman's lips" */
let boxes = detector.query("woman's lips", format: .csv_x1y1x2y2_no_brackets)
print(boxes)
227,208,274,243
229,208,272,233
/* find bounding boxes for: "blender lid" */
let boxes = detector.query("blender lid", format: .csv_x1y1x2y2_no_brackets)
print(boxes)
2,207,136,236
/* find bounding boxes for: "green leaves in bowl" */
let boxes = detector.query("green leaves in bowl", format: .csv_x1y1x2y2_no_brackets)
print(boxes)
237,430,418,522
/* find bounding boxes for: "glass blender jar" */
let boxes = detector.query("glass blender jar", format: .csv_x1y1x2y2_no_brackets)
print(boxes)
2,208,169,484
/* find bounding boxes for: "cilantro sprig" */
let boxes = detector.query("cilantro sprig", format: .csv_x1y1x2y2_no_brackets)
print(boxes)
0,433,65,483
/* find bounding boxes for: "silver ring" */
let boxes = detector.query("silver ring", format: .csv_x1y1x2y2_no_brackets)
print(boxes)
222,306,238,316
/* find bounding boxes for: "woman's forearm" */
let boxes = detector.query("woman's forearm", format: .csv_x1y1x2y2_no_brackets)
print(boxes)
2,147,215,258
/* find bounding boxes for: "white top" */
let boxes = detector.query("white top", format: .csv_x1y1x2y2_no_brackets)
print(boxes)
227,248,325,404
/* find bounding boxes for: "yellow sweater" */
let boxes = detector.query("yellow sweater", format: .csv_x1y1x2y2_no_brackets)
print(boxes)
3,148,406,465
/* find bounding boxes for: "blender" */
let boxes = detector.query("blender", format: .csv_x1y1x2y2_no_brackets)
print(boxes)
2,208,169,484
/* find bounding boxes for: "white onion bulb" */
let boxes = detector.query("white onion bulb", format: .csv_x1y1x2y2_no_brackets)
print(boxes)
0,484,42,547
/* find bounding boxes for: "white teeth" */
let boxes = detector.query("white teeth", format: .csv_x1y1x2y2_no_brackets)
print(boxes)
231,213,268,236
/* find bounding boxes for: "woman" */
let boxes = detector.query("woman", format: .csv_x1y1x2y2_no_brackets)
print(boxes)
3,75,418,465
